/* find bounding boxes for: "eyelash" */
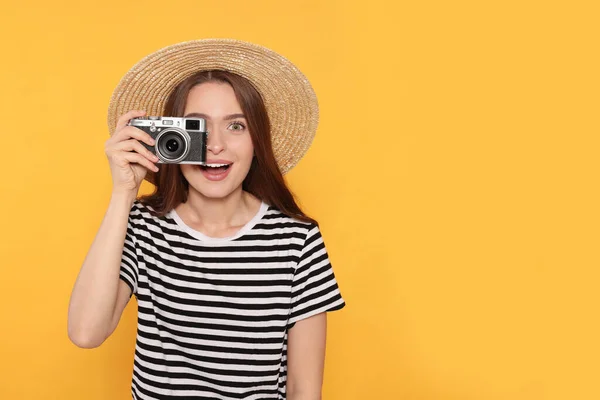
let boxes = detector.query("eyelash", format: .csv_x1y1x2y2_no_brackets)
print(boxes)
229,121,246,131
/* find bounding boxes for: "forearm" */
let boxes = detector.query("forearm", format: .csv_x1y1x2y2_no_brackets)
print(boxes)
67,191,135,347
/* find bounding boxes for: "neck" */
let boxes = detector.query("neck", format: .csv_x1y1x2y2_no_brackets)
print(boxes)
179,187,261,231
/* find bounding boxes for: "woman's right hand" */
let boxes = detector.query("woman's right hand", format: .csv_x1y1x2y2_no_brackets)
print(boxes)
105,110,160,195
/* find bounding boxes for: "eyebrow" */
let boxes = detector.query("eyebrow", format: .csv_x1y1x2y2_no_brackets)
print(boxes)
184,112,246,120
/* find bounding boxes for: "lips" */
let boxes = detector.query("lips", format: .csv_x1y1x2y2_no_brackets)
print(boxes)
197,160,232,181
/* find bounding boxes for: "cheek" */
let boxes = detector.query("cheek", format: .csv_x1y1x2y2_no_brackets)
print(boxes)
232,137,255,163
180,164,195,180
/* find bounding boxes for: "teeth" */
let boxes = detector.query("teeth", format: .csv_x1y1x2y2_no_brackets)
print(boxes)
205,163,229,168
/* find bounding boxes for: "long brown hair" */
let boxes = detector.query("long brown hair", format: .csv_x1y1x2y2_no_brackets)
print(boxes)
138,70,317,225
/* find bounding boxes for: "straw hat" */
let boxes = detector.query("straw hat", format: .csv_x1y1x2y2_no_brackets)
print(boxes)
106,38,319,179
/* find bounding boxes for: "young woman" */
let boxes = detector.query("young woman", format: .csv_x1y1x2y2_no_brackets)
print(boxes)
68,39,345,400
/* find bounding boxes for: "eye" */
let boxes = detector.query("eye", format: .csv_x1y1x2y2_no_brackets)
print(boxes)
228,121,246,131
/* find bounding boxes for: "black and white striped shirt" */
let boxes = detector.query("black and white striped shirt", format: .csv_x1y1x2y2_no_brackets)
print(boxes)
119,200,345,399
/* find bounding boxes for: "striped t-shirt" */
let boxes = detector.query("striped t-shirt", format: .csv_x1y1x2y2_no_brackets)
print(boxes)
119,200,345,399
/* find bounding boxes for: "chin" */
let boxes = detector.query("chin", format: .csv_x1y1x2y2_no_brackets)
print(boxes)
192,186,238,199
186,177,243,200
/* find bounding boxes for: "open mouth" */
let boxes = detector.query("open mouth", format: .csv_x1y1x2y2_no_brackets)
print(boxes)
198,163,232,174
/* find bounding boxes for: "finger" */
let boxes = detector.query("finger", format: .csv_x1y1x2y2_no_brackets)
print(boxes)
114,139,159,163
115,110,147,132
113,125,156,147
122,152,159,173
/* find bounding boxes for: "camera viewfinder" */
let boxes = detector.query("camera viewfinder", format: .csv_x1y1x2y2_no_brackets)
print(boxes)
186,119,201,130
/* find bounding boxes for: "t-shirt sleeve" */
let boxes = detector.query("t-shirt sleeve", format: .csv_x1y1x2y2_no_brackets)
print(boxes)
119,204,140,297
288,224,346,328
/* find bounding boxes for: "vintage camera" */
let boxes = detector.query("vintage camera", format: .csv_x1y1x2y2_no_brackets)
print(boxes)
128,116,207,164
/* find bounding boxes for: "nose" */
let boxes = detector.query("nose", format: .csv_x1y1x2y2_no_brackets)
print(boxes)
206,128,225,155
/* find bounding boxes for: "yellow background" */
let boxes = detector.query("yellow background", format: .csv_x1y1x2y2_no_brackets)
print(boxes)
1,0,599,399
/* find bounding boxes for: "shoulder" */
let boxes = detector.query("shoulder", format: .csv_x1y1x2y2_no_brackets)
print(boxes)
128,199,166,225
126,200,179,243
260,204,318,239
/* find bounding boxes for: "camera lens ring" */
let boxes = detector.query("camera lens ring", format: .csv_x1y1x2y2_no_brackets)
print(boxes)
155,128,191,163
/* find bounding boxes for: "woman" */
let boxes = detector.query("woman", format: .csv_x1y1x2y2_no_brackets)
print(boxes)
68,39,345,400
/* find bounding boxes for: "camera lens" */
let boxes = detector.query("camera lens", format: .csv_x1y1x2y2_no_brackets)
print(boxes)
157,130,187,161
166,138,179,152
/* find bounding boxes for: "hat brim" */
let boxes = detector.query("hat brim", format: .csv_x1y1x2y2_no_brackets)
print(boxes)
107,38,319,179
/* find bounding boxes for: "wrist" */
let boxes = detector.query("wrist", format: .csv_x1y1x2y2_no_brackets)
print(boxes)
110,190,137,207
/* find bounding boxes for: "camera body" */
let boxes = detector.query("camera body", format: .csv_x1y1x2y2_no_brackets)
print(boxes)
128,116,207,164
